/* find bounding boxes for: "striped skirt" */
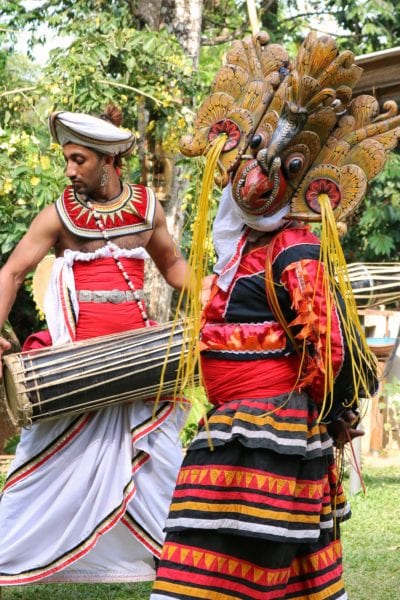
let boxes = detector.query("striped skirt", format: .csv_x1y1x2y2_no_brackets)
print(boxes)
151,392,349,599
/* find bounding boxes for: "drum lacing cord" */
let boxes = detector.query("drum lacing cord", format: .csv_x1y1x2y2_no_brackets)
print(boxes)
86,201,151,326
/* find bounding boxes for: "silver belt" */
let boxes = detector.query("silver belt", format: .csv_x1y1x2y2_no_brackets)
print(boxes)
77,289,143,304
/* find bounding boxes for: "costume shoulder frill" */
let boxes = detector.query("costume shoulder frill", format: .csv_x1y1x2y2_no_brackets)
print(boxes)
55,183,156,239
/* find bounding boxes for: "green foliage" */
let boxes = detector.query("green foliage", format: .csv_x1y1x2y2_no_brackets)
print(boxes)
51,33,195,162
0,126,65,256
385,376,400,396
0,31,64,260
384,376,400,423
325,0,400,53
177,155,220,270
180,386,212,447
342,465,400,599
3,434,20,454
0,4,205,339
0,581,153,599
282,0,400,53
201,0,250,43
342,154,400,262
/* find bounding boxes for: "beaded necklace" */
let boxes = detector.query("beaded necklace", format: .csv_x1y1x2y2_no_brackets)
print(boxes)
86,199,150,327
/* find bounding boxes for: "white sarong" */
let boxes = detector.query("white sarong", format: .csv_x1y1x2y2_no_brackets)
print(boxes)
0,249,188,585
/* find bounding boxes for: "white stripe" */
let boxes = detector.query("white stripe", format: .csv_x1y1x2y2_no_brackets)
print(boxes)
334,504,351,518
196,426,334,455
166,517,320,540
195,427,308,449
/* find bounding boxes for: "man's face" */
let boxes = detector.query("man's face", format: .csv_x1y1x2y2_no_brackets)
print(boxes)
63,143,105,196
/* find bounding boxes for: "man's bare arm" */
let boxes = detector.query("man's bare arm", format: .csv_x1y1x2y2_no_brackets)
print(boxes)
0,204,62,371
145,201,189,290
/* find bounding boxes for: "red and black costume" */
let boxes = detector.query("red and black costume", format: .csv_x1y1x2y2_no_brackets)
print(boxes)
152,226,365,600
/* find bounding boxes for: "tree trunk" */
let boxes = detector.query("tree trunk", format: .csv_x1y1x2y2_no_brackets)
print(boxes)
135,0,203,67
134,0,204,322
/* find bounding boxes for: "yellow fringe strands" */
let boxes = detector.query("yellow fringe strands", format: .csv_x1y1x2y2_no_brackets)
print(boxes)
156,134,228,408
318,193,377,421
175,134,228,392
265,243,301,356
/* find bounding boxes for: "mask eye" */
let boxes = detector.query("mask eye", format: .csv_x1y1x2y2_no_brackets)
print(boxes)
249,134,263,150
284,153,305,175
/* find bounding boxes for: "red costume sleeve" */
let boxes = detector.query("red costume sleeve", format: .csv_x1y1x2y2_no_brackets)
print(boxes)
282,259,345,411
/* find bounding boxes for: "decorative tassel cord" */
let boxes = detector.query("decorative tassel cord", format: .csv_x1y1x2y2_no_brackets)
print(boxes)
265,240,301,354
264,193,377,425
154,134,228,420
318,193,378,422
264,234,321,420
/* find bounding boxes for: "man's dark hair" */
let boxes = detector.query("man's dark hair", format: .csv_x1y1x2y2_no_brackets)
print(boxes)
98,104,124,168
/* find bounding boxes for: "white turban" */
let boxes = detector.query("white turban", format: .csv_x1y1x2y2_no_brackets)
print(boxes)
49,111,135,156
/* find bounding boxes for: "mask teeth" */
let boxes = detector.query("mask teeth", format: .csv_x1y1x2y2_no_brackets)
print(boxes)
233,157,282,215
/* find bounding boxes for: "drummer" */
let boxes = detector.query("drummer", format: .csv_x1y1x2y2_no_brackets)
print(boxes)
0,107,190,585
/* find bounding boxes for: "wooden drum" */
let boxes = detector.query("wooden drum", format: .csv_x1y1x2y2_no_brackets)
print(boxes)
2,321,191,427
347,263,400,308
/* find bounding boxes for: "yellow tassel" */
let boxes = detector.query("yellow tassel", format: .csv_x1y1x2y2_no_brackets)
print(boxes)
155,135,227,414
318,193,377,421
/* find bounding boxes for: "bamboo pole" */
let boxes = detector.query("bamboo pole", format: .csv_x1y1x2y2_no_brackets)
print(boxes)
246,0,260,35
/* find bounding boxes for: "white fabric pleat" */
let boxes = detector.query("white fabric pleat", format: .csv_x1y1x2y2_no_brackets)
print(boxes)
0,402,186,584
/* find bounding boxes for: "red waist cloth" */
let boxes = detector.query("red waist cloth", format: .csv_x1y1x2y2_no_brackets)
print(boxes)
73,256,144,290
73,257,146,340
201,355,302,406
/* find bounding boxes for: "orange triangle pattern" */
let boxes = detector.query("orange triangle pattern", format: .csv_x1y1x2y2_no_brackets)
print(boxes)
304,540,342,573
177,466,324,500
162,542,291,587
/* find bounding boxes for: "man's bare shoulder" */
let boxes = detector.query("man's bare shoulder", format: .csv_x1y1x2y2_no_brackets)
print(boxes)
32,203,61,227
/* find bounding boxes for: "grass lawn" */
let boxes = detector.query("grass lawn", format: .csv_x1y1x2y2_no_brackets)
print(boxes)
0,581,153,599
0,462,399,599
342,463,400,600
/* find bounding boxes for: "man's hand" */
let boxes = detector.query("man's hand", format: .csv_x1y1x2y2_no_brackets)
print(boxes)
201,274,216,308
327,409,364,446
0,336,11,378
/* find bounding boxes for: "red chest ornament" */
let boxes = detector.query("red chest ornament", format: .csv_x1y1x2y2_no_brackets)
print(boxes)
56,183,156,238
